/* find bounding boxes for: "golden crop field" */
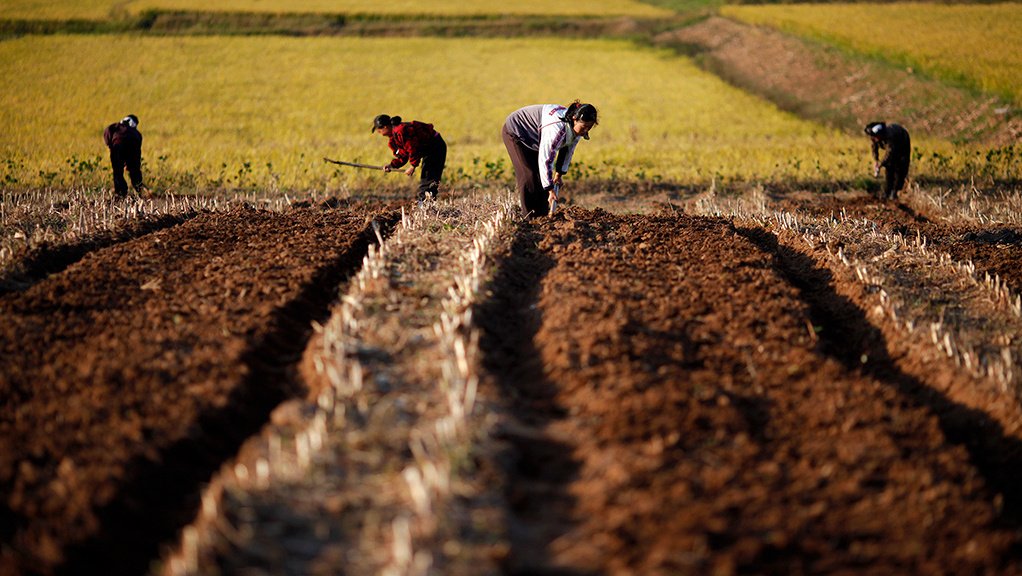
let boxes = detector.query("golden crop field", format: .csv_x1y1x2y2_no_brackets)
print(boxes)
0,34,887,191
1,0,672,20
723,3,1022,106
0,0,118,20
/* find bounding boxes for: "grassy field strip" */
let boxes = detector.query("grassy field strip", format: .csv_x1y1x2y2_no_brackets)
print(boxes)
0,0,119,20
693,192,1022,402
1,0,672,20
2,34,887,190
160,192,518,575
724,3,1022,106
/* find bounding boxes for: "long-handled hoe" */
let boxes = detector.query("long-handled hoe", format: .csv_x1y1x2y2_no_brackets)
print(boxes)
323,157,388,171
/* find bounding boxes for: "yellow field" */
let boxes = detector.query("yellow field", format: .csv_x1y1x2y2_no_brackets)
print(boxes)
0,0,119,20
1,0,672,20
6,34,990,192
724,2,1022,106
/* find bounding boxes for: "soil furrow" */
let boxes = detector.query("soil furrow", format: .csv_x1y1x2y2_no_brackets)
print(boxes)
475,223,577,575
481,206,1021,574
771,193,1022,296
0,201,396,575
740,224,1022,531
0,211,199,295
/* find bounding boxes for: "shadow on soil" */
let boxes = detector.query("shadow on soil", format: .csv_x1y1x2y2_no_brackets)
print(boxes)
0,212,198,294
56,214,400,576
739,226,1022,534
475,223,593,576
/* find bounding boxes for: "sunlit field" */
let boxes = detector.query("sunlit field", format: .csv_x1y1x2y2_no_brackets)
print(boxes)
0,0,118,20
1,0,672,20
724,2,1022,106
1,34,991,193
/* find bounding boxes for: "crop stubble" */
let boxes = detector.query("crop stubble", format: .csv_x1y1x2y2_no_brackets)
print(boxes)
3,192,1022,573
0,200,398,575
479,206,1022,574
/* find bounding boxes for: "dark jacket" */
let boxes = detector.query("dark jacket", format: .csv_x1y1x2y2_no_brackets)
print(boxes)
871,123,910,168
104,122,142,151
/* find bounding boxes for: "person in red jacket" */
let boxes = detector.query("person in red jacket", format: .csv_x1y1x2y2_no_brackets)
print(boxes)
373,114,447,203
103,114,145,197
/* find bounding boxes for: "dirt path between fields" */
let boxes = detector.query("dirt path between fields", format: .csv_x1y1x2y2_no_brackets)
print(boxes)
479,207,1022,574
0,200,397,576
659,16,1022,145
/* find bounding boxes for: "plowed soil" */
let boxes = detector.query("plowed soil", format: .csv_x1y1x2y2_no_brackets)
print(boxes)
5,196,1022,575
478,206,1022,574
772,193,1022,295
0,200,397,575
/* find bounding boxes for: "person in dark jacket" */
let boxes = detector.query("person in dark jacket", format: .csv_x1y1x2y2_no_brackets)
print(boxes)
103,114,145,197
865,121,911,200
373,114,447,204
502,100,597,218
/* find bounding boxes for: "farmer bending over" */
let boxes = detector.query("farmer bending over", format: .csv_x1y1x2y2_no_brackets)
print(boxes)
373,114,447,204
502,101,598,218
865,121,911,200
103,114,145,197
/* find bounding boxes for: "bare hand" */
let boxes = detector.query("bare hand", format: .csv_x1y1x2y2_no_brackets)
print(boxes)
405,166,415,176
383,165,392,173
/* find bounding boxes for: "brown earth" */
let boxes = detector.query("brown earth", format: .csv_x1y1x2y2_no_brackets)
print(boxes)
477,206,1022,574
4,193,1022,574
769,191,1022,296
0,199,398,575
659,16,1022,145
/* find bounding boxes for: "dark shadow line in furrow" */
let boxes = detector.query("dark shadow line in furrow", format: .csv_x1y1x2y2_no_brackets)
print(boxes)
738,225,1022,533
54,211,402,576
0,211,201,295
474,222,594,576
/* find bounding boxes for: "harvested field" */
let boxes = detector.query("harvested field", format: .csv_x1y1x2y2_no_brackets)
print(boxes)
660,16,1022,146
4,191,1022,574
478,206,1022,574
0,200,398,575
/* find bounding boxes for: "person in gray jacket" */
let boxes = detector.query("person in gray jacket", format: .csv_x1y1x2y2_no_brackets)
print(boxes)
502,101,598,217
865,121,911,200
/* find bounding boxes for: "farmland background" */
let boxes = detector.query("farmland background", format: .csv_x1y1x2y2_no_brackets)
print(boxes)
0,0,672,20
1,35,874,190
4,1,1022,575
724,3,1022,106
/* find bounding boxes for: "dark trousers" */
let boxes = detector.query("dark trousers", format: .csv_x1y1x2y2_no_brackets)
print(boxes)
109,144,143,196
418,135,446,201
502,124,548,217
883,156,910,199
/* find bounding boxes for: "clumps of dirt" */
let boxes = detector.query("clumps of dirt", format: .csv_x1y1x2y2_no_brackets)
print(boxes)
0,201,395,575
482,206,1022,574
771,190,1022,308
659,16,1021,145
0,212,199,294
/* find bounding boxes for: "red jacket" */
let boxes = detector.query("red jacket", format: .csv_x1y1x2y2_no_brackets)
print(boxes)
387,121,438,169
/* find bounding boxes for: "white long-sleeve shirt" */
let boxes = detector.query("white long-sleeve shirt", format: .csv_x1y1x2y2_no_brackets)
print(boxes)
504,104,582,189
